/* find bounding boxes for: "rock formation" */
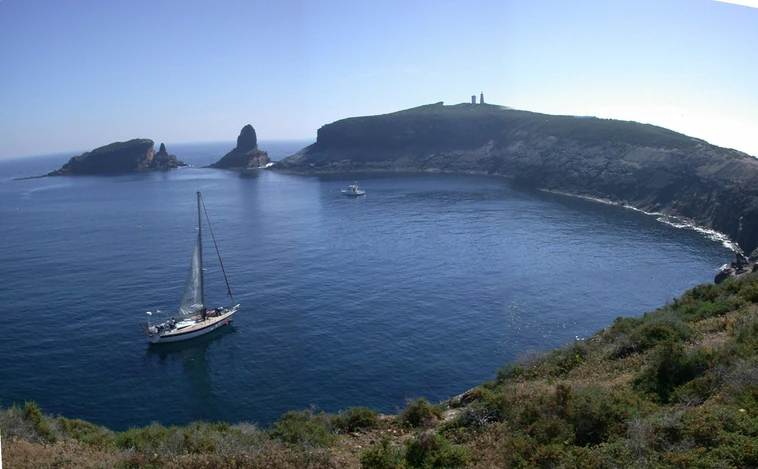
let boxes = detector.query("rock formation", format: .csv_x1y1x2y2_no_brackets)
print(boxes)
150,142,184,170
209,125,271,169
46,139,186,176
715,250,758,284
277,102,758,257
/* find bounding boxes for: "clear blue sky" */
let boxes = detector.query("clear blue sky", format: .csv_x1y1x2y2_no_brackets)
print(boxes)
1,0,756,159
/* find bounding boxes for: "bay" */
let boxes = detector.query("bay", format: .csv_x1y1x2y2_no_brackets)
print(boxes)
0,141,733,430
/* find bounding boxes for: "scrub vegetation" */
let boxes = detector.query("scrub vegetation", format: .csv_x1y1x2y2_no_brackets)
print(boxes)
4,273,758,467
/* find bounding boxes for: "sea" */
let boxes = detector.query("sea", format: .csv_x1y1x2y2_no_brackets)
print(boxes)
0,141,735,431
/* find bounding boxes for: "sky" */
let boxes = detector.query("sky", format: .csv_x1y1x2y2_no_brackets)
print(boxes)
0,0,756,159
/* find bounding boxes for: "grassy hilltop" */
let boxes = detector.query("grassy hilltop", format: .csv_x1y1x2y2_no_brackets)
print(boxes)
4,273,758,468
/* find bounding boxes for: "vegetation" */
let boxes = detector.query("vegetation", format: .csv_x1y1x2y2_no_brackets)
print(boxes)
4,273,758,467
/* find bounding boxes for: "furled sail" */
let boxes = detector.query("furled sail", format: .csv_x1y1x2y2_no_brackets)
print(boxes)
178,235,204,317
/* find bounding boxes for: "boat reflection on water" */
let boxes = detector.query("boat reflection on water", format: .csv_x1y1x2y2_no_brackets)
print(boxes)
144,326,237,420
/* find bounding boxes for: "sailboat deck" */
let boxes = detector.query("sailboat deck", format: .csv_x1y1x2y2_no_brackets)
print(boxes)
162,310,235,337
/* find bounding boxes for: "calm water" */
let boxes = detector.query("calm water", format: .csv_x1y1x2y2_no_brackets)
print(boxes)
0,141,733,430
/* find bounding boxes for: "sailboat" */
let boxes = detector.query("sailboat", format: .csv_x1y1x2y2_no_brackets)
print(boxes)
142,191,240,344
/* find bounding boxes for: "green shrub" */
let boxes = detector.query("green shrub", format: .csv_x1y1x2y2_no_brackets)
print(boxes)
404,431,469,468
270,409,335,447
333,406,379,432
398,398,443,429
182,421,225,453
612,314,693,358
633,341,712,403
730,311,758,356
0,404,38,441
23,400,56,443
115,422,172,452
567,386,648,446
57,416,114,448
689,283,720,303
739,283,758,303
690,300,735,321
360,435,406,469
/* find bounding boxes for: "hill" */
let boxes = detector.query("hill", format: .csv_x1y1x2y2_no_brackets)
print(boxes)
3,273,758,467
278,103,758,255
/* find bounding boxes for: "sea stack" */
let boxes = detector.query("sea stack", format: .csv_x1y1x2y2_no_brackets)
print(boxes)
46,139,186,176
209,125,271,169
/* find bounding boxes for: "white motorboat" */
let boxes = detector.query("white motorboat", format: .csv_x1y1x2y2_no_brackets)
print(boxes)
342,183,366,196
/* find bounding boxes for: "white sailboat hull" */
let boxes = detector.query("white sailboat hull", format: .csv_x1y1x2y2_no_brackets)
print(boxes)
148,305,240,344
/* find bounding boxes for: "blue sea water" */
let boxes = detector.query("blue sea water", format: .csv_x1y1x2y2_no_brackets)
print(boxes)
0,141,734,430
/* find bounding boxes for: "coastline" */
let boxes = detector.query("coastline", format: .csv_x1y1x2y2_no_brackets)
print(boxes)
273,164,744,260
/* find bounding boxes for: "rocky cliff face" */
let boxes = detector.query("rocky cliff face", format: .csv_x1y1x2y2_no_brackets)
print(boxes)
47,139,186,176
277,103,758,255
150,142,185,170
209,125,271,169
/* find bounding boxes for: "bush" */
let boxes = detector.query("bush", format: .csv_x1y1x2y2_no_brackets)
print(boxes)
404,431,469,468
739,283,758,303
332,406,379,433
398,398,443,429
633,341,712,403
611,314,693,358
115,422,172,452
360,435,405,469
57,416,114,448
23,400,56,443
0,404,38,441
270,409,335,447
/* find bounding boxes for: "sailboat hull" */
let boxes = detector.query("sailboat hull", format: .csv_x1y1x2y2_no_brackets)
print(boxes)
148,305,240,344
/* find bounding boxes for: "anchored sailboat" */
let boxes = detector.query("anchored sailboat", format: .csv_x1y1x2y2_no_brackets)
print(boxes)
142,191,240,343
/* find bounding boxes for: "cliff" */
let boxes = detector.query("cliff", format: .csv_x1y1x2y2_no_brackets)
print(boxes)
46,139,186,176
278,102,758,255
208,124,271,169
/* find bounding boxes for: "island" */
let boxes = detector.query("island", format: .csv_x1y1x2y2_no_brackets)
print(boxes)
278,102,758,259
44,139,186,176
208,124,272,169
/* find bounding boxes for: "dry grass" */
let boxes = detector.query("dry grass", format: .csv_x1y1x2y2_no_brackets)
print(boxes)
3,438,120,469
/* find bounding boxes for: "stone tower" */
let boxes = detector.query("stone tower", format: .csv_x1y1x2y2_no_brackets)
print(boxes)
471,95,476,104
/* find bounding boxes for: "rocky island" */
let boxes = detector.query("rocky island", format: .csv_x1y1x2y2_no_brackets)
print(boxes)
208,124,271,169
278,102,758,260
44,139,186,176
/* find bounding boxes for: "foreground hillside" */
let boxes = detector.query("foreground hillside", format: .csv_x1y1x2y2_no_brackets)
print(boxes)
278,103,758,254
4,273,758,468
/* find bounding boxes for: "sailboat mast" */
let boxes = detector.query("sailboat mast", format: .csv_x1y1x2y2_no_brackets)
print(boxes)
197,191,204,309
200,193,235,305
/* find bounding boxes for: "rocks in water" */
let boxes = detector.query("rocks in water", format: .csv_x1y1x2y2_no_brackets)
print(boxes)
209,125,271,169
150,142,185,170
46,139,186,176
715,250,758,284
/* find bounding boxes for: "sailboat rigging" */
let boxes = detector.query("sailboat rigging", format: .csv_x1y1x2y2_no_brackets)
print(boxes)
142,191,240,343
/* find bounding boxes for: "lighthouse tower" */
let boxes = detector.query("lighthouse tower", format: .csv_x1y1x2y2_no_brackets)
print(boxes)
480,92,484,104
